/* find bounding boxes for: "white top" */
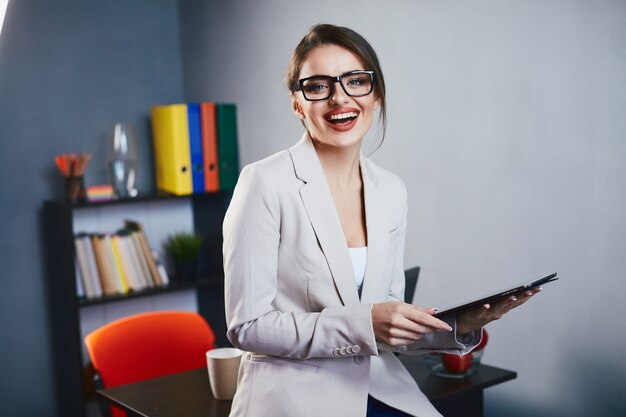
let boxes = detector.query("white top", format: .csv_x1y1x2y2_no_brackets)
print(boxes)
349,247,367,291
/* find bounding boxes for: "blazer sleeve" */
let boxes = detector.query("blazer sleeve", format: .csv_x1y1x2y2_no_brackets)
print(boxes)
223,164,378,359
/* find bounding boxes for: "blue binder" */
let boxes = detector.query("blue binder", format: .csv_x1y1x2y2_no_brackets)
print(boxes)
187,103,205,193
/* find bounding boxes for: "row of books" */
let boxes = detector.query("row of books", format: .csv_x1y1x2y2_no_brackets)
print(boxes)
150,102,239,196
74,220,169,299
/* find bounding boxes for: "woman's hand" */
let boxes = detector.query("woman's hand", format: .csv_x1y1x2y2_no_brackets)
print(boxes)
371,302,452,346
456,287,542,335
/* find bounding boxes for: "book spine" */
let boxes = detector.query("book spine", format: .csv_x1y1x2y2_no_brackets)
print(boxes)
91,235,117,296
82,234,103,298
74,235,94,298
119,234,147,290
130,232,155,288
124,219,163,287
152,249,170,286
103,234,127,294
111,235,131,292
117,235,141,291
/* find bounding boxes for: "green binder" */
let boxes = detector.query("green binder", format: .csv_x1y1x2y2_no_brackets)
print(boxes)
216,104,240,191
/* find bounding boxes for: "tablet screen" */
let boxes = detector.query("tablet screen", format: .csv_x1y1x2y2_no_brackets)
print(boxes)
433,272,558,318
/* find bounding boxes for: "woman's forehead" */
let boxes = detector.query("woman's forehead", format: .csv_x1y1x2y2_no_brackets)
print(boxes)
298,44,366,79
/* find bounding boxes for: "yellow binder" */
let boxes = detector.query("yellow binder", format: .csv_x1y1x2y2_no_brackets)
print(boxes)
150,104,193,195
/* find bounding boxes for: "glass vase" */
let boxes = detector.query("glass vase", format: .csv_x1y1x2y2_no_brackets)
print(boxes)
107,123,138,198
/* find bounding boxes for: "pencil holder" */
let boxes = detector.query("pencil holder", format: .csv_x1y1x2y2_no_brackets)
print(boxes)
65,176,86,203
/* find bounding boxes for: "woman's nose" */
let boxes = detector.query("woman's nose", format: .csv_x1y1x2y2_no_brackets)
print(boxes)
329,80,350,104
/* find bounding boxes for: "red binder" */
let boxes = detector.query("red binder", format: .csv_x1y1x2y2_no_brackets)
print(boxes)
200,102,220,192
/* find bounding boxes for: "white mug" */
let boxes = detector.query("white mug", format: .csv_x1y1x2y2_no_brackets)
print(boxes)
206,348,242,400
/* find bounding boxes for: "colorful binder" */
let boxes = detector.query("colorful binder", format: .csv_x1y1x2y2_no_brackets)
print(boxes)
187,103,205,193
150,104,193,195
200,102,220,192
215,103,240,191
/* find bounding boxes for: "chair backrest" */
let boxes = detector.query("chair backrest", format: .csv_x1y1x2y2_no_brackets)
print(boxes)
404,266,421,304
84,311,216,389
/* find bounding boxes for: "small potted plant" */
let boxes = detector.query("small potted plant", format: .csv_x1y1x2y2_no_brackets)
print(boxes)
163,231,202,282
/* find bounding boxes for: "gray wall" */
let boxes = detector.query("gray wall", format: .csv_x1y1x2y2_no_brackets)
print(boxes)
180,1,626,416
0,1,184,415
1,1,625,416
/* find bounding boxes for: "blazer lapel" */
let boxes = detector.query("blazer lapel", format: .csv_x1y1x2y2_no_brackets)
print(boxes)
359,158,388,304
289,134,360,306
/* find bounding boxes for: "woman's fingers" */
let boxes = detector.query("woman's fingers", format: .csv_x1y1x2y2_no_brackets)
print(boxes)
493,288,540,315
457,289,542,334
404,305,452,332
388,326,423,341
372,302,452,345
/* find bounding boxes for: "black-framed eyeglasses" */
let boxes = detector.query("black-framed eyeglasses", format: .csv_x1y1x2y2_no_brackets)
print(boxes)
295,70,375,101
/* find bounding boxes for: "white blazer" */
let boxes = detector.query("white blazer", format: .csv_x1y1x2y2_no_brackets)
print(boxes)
223,134,479,417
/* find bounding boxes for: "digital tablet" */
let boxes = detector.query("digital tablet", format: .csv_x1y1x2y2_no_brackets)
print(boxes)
433,272,558,318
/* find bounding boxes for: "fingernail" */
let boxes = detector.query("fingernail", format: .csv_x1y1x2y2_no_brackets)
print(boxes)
509,296,517,301
525,290,532,296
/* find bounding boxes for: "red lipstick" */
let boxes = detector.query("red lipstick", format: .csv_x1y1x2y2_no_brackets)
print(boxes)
323,107,360,132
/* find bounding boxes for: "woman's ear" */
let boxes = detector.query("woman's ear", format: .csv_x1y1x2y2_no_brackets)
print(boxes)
374,97,381,110
291,95,305,120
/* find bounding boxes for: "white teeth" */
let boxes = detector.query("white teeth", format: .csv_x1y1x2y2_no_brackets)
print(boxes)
328,112,358,120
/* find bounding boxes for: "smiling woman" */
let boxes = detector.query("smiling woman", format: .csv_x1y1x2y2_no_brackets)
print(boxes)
222,23,494,417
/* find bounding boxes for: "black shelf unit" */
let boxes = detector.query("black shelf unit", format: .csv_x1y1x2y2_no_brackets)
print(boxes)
77,277,223,307
42,191,231,417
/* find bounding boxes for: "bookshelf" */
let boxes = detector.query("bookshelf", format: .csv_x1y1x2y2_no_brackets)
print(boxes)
42,191,231,417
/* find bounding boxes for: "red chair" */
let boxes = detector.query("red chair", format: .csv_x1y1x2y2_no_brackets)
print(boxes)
84,311,216,417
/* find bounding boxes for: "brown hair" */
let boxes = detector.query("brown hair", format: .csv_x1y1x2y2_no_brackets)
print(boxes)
286,24,387,150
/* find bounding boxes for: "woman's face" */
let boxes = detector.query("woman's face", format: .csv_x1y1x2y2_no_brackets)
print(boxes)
291,44,379,150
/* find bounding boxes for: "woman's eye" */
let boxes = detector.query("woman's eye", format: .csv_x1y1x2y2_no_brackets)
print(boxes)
346,77,366,87
304,83,329,93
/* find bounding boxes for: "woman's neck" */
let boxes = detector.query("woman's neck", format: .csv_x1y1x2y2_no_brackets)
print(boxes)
312,140,362,189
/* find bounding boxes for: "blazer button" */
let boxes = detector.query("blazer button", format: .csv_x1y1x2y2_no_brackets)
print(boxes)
333,348,341,356
352,345,361,353
354,355,364,364
339,347,347,355
346,346,354,354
